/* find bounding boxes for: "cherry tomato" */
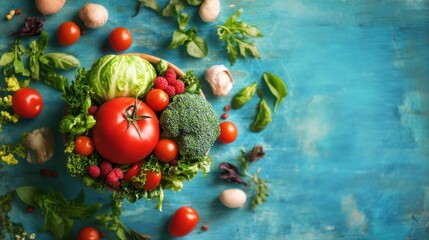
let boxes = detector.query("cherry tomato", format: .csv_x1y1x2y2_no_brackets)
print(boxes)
77,226,100,240
154,139,178,162
57,21,80,46
218,121,238,144
168,206,199,237
123,162,142,181
12,88,43,118
145,89,169,112
92,97,160,165
74,136,94,157
109,27,132,52
144,171,161,191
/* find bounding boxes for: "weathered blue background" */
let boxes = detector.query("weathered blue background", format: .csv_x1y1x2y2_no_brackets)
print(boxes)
1,0,429,239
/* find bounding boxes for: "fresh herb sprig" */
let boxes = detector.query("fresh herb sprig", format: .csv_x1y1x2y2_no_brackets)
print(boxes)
0,31,80,91
0,192,31,240
134,0,202,17
220,147,270,209
217,8,263,65
169,13,208,58
16,186,102,240
97,197,151,240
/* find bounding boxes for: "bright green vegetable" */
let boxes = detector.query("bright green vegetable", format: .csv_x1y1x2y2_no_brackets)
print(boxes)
263,72,287,111
232,82,257,109
217,8,263,65
87,55,156,103
16,186,102,240
160,93,220,159
251,91,272,132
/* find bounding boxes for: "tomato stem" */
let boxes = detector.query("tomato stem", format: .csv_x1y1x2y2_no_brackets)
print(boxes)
124,100,151,138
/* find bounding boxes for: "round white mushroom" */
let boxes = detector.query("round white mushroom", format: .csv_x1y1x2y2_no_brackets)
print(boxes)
219,188,247,208
79,3,109,29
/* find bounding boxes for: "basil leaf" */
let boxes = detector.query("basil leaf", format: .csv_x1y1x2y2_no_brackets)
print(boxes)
232,82,257,109
16,186,45,206
251,97,272,132
0,52,14,66
186,36,208,58
263,72,287,111
39,53,80,69
162,0,186,16
177,12,190,31
30,55,40,80
37,31,48,51
168,30,189,49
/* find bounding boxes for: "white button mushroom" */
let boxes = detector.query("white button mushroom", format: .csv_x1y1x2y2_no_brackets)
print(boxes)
199,0,221,22
35,0,66,16
78,3,109,29
205,65,234,96
219,188,247,208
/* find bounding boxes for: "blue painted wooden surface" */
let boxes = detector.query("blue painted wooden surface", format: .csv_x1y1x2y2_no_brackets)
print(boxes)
1,0,429,239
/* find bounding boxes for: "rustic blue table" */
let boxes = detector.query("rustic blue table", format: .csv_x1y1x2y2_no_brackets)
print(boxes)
1,0,429,239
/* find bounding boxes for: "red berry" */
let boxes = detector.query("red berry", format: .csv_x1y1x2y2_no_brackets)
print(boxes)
15,9,22,15
88,105,98,116
201,225,209,231
111,168,124,179
25,206,35,213
164,85,176,97
224,105,231,112
163,69,177,84
88,165,101,178
221,113,228,119
154,77,169,90
173,80,185,94
106,171,119,185
100,161,113,176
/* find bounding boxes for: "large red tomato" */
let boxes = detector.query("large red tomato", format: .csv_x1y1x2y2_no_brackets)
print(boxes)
92,97,160,165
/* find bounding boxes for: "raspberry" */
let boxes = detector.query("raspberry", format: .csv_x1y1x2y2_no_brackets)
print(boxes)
106,171,119,185
173,80,185,94
163,69,177,84
88,105,98,116
100,161,112,176
164,85,176,97
111,168,124,179
154,77,168,90
88,165,101,178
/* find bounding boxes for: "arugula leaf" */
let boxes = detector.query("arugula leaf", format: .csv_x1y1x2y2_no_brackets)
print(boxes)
217,8,263,65
168,13,208,58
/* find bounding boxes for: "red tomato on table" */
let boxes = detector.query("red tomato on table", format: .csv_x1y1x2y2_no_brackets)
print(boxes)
57,21,80,46
92,97,160,165
109,27,132,52
12,87,43,118
218,121,238,144
168,206,199,237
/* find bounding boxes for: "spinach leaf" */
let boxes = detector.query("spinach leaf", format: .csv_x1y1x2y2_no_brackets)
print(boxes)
263,72,287,111
232,82,257,109
251,93,272,132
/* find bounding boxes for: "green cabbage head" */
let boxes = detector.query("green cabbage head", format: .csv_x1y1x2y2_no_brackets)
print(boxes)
87,54,156,102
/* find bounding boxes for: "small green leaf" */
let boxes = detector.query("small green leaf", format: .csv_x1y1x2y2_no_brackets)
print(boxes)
16,186,45,206
232,82,258,109
39,53,80,69
186,36,208,58
162,0,186,16
37,31,49,51
251,96,272,132
0,52,14,66
177,13,190,31
136,0,160,15
263,72,287,111
186,0,203,6
168,30,189,49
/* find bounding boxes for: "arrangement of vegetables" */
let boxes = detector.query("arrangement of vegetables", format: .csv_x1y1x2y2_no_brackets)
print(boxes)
59,54,220,211
0,0,290,239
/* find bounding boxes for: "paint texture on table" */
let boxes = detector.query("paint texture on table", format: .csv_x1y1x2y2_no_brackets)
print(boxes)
0,0,428,239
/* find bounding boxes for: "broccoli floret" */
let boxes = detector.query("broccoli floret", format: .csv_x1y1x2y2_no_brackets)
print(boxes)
160,93,220,159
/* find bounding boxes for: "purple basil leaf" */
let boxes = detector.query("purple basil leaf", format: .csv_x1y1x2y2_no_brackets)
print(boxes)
219,162,247,186
12,17,46,37
248,145,265,162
